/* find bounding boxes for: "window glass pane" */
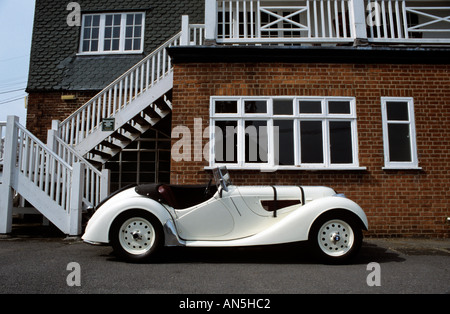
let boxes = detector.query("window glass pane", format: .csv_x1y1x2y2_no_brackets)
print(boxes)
273,99,293,115
388,124,412,162
104,39,111,51
84,15,92,27
83,28,91,39
134,26,142,38
105,27,112,38
299,101,322,114
82,40,90,52
91,27,99,39
387,102,409,121
244,100,267,114
135,13,142,25
125,39,132,51
300,121,323,163
215,100,238,114
90,40,98,51
112,39,120,50
133,39,141,50
126,14,134,25
330,121,353,164
274,120,294,165
214,121,238,163
105,15,113,26
114,14,121,25
92,15,100,27
328,101,351,114
245,121,268,163
126,26,133,38
113,27,121,38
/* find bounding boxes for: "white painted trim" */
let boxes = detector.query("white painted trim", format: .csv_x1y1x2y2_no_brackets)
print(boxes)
210,96,360,171
380,97,420,170
79,12,146,54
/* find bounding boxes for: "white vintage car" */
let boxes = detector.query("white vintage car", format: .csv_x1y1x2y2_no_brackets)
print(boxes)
82,167,368,263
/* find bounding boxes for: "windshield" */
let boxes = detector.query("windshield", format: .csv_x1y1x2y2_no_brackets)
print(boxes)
213,166,232,192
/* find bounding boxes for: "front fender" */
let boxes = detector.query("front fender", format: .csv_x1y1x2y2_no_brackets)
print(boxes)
82,187,173,245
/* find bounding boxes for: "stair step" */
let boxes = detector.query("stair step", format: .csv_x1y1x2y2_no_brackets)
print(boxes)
100,140,121,151
121,123,140,135
143,106,162,120
132,114,151,127
155,98,171,112
110,132,132,143
90,149,112,159
85,159,103,168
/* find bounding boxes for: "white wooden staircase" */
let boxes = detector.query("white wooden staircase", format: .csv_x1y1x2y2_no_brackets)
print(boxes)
55,33,182,167
0,28,196,235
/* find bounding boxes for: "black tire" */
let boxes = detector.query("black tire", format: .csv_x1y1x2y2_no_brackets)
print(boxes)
308,210,363,264
109,209,163,263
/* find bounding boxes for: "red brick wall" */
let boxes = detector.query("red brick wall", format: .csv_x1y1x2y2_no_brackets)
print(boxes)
27,91,97,141
171,62,450,238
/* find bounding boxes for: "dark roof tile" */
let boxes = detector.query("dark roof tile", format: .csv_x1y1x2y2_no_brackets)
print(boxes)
27,0,204,92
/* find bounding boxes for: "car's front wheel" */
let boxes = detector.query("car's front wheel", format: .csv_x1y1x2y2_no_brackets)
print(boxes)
309,211,363,264
110,210,163,263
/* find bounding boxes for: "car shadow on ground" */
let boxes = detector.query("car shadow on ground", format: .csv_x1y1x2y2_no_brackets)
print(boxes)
104,240,406,265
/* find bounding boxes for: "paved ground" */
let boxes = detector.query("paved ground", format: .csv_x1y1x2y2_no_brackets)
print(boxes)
0,224,449,296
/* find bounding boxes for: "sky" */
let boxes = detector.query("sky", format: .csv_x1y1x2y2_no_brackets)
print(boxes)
0,0,36,125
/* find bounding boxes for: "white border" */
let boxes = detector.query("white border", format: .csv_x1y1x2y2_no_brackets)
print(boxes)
381,97,420,170
209,96,365,171
78,12,146,55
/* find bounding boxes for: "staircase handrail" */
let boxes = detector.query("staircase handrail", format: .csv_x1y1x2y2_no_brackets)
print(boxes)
58,32,182,147
53,135,104,207
14,121,73,211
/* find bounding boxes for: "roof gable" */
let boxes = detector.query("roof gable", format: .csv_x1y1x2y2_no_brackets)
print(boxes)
27,0,204,92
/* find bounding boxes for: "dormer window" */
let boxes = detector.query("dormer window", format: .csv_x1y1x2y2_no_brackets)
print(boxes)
79,12,145,54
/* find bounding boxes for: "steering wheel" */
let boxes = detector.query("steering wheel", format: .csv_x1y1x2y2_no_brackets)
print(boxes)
204,179,213,198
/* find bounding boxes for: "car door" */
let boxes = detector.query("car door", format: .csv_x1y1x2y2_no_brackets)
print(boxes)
174,196,235,241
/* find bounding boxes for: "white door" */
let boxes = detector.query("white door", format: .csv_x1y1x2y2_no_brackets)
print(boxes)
175,197,235,240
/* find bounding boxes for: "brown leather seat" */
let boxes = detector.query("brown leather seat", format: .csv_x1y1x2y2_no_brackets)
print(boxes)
158,184,179,209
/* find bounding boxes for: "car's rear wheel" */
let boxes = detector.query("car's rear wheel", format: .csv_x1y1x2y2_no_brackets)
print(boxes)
110,210,163,263
309,211,363,264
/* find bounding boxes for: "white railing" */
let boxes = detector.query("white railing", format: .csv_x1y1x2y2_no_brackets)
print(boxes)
213,0,355,43
52,135,107,208
366,0,450,43
59,32,182,147
204,0,450,45
1,116,86,235
182,16,207,45
15,122,74,212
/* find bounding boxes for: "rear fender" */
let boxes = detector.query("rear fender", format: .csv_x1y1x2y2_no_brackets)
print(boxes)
82,187,174,244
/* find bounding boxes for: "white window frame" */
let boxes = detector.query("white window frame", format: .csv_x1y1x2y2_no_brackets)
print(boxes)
78,12,145,55
381,97,420,169
209,96,364,171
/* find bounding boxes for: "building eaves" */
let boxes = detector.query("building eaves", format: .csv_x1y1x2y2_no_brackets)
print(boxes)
168,45,450,65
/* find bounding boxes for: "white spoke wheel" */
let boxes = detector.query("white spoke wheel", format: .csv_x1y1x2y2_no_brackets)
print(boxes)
317,219,354,257
119,217,156,255
110,210,163,262
309,211,363,264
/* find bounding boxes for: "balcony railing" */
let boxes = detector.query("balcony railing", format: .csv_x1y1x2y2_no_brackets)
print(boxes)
201,0,450,45
367,0,450,43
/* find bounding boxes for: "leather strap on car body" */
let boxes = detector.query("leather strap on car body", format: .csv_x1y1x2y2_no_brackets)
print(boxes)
299,186,305,205
271,186,278,218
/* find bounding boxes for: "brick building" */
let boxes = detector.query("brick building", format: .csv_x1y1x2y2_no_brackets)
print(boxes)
20,0,450,237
